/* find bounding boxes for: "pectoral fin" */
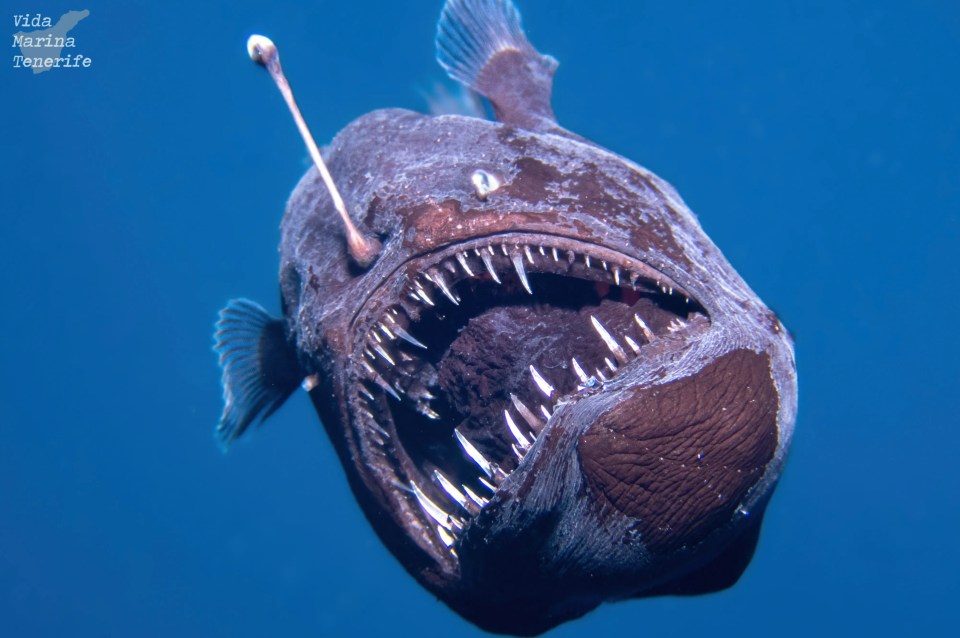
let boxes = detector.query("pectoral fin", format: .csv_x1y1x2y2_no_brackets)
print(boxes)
213,298,303,449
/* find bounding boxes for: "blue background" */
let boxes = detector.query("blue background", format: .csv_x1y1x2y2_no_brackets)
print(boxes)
3,1,958,636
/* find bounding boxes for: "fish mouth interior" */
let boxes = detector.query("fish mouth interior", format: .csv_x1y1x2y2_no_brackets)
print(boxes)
351,236,708,561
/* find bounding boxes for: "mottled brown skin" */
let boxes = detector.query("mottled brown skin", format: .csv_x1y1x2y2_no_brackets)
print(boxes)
262,2,797,635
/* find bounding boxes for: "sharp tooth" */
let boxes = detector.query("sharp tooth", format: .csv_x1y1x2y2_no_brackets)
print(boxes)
444,261,458,274
591,315,629,364
538,246,546,256
571,358,589,384
529,365,555,397
371,331,382,343
629,272,639,288
379,322,395,340
385,313,427,348
512,253,533,294
585,255,592,269
480,250,502,283
392,325,427,349
596,368,610,382
410,481,454,531
478,477,496,492
455,429,494,478
539,405,552,420
437,525,456,548
434,470,468,509
432,270,460,305
524,245,535,264
510,393,543,430
463,485,488,507
361,362,401,400
601,260,609,271
625,335,641,353
511,443,525,460
422,405,441,420
487,245,496,255
613,266,621,286
504,410,531,449
552,247,559,261
364,416,390,439
500,244,509,256
634,314,656,341
456,252,475,276
668,318,688,333
414,284,435,306
605,357,618,373
372,343,395,366
359,386,375,401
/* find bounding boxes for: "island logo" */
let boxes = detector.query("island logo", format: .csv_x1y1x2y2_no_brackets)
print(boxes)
12,10,91,74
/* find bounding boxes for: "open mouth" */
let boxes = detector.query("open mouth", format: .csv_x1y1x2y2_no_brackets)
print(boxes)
350,235,709,561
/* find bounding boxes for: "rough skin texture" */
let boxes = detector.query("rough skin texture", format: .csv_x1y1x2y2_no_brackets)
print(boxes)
580,349,779,554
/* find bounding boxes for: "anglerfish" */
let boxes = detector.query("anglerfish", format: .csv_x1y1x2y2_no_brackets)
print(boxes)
213,0,797,634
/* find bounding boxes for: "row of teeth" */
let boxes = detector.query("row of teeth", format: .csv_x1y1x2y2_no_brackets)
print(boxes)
354,242,691,557
404,243,688,306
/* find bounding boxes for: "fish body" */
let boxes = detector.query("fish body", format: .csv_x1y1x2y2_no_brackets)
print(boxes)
215,1,797,634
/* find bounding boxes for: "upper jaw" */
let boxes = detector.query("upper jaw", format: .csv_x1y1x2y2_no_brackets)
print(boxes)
339,230,710,568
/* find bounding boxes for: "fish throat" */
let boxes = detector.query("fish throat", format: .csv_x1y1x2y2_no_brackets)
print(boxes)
349,234,709,561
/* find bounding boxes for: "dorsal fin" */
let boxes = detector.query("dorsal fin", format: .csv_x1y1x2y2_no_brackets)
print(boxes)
213,299,303,449
436,0,558,131
423,82,486,119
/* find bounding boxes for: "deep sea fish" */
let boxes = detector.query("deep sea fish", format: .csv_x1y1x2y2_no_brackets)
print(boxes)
213,0,797,634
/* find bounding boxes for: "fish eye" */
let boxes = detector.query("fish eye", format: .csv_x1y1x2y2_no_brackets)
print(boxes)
471,169,502,200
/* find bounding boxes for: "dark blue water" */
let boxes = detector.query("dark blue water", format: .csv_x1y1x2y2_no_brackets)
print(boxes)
3,1,957,636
